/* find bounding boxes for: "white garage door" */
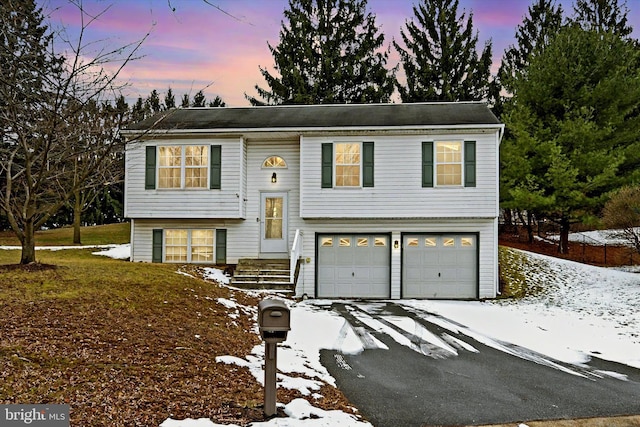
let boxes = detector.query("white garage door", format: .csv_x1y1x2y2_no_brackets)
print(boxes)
317,234,391,298
402,234,478,299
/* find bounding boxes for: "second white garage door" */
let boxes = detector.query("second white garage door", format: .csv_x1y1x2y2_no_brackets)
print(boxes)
402,234,478,299
317,234,391,298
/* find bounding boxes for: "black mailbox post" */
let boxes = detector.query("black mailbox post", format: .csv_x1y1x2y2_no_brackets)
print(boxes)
257,299,291,416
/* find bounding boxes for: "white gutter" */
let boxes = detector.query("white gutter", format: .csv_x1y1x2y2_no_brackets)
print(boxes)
121,123,505,136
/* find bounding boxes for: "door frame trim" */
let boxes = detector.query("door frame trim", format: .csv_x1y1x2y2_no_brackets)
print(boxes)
259,191,289,254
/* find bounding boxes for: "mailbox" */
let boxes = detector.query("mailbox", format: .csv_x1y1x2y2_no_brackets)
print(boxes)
258,299,290,342
258,298,291,417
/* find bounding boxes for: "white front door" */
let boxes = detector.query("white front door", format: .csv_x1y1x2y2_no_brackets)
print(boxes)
260,192,288,253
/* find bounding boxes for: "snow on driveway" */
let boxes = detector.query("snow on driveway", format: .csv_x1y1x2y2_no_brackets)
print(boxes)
87,244,640,425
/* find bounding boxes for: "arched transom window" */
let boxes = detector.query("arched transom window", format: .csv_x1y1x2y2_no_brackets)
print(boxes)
262,156,287,168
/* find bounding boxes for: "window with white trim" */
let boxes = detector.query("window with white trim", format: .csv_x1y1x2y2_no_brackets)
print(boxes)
164,229,214,263
335,143,361,187
262,156,287,168
158,145,208,189
436,142,462,186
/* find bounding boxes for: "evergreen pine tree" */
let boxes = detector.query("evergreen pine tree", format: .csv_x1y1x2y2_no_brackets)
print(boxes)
208,95,226,107
192,90,206,107
498,0,564,99
393,0,493,102
572,0,632,36
247,0,395,105
180,93,190,108
145,89,162,113
498,0,565,233
164,87,176,109
503,26,640,253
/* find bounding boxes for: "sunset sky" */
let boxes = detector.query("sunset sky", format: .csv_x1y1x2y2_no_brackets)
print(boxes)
41,0,640,106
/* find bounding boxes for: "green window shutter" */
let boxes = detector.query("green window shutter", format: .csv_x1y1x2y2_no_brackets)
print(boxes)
362,142,374,187
422,141,434,188
145,146,156,190
152,229,163,263
215,229,227,264
210,145,221,190
321,143,333,188
464,141,476,187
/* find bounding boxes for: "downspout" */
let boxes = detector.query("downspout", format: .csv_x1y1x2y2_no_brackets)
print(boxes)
129,218,135,262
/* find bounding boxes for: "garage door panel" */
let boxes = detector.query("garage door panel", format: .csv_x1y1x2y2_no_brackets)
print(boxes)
402,234,477,299
317,234,390,298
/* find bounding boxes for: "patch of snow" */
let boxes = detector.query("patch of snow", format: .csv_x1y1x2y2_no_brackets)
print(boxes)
216,298,237,309
91,244,130,259
0,243,131,257
544,227,640,247
161,399,371,427
201,267,230,285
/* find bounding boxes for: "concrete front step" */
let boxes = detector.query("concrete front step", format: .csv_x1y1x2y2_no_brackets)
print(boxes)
234,275,291,281
231,258,293,291
230,281,295,291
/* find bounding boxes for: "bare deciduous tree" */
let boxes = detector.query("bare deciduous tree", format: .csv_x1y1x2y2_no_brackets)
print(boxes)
603,185,640,254
0,0,147,263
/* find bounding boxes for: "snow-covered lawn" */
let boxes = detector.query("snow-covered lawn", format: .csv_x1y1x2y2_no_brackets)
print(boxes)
15,243,637,426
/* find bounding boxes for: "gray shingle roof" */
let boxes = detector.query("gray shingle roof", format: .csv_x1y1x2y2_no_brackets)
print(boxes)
125,102,500,131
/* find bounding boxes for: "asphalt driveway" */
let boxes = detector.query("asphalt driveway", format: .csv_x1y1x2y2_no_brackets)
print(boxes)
319,302,640,427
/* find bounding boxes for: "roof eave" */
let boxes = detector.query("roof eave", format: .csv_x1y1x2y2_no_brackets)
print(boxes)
121,123,504,136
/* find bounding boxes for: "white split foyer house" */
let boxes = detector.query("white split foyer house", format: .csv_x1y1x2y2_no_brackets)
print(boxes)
123,102,504,300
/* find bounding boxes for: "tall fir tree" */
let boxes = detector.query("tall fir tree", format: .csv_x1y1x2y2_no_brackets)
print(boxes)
145,89,162,114
247,0,395,105
164,87,176,109
503,25,640,253
192,90,206,107
498,0,564,100
572,0,632,36
180,93,190,108
498,0,564,235
393,0,493,102
208,95,226,107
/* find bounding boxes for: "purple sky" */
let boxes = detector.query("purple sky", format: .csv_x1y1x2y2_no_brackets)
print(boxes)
42,0,640,106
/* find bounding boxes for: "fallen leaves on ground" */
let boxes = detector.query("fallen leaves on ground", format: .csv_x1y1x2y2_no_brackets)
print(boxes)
0,265,355,426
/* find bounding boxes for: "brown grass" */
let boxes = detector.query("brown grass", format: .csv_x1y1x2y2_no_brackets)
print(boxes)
0,244,355,426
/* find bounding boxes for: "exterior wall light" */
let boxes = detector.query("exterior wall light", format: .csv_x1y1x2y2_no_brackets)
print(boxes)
394,240,399,249
271,172,277,183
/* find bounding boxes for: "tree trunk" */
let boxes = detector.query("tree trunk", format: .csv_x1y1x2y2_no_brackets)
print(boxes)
20,220,36,264
526,212,534,244
558,217,570,254
73,190,82,244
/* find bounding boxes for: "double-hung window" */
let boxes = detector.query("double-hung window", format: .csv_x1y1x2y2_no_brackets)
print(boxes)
164,229,214,263
157,145,208,189
436,142,462,186
335,143,361,187
321,142,374,188
422,141,476,187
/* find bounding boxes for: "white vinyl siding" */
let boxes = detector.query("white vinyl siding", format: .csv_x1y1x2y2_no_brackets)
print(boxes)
131,217,497,299
125,138,244,219
300,131,499,219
